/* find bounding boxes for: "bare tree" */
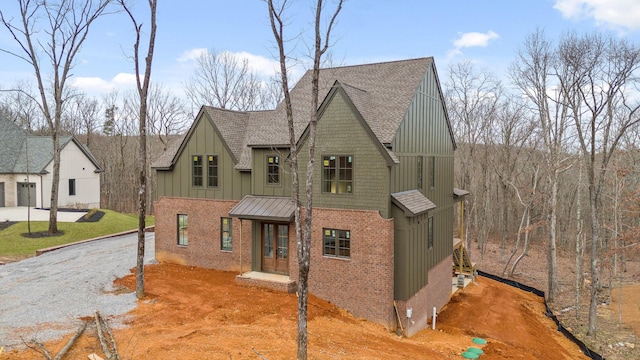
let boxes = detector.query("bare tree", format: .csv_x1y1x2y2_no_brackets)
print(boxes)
0,81,43,131
62,93,101,147
510,29,576,302
559,32,640,336
0,0,111,233
266,0,343,358
128,82,189,150
98,92,135,211
184,49,276,113
503,165,540,277
446,61,500,257
118,0,157,299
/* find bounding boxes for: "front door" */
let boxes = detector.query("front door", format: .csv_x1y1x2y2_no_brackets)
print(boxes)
17,182,36,207
261,223,289,275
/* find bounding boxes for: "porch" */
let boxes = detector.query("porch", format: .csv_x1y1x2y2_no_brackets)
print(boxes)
236,271,297,293
452,238,476,294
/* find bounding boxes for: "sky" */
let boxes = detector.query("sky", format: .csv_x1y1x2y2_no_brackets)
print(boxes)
1,0,640,99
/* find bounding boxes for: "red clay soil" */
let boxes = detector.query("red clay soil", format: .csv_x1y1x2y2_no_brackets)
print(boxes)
610,284,640,340
5,263,591,359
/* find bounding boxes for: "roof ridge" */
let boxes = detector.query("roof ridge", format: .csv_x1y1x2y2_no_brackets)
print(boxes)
320,56,432,71
203,105,250,114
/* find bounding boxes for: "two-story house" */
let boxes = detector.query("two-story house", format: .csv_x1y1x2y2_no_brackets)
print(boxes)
152,57,461,336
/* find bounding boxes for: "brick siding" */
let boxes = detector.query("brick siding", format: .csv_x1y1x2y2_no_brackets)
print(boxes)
296,207,396,328
395,255,453,336
155,197,443,331
154,197,252,272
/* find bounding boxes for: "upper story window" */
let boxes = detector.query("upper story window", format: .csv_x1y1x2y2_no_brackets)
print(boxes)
208,155,218,187
429,156,435,189
192,155,203,187
323,228,351,258
428,216,434,249
69,179,76,196
322,155,353,194
267,155,280,185
417,156,423,190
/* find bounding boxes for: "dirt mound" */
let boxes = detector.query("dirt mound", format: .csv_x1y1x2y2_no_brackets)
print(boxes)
76,209,105,223
5,263,591,359
0,221,17,231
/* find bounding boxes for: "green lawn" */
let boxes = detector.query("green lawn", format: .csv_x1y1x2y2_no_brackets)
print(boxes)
0,209,154,259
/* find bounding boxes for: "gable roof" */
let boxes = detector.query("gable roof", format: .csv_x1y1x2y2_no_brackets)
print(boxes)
155,57,444,171
0,116,103,174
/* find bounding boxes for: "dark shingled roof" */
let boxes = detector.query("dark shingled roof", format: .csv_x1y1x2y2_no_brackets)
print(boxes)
454,188,469,197
229,195,296,222
0,116,27,173
391,190,436,217
0,116,102,174
152,135,185,169
154,57,434,171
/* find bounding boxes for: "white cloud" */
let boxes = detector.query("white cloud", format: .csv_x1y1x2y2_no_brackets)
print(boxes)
176,48,281,78
227,51,281,78
177,48,208,63
70,72,137,94
554,0,640,30
453,31,500,49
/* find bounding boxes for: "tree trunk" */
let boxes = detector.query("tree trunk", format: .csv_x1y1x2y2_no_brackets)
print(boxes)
547,173,559,302
575,164,583,320
587,191,599,336
48,130,60,233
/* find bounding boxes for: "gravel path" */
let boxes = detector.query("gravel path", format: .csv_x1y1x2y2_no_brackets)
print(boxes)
0,232,155,349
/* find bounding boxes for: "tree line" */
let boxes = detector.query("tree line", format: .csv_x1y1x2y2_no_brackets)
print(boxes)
448,29,640,336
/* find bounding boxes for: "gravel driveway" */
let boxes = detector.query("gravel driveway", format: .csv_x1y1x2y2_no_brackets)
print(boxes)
0,232,155,349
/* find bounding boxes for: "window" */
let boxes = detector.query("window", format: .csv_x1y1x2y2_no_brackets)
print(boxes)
322,155,353,194
177,214,188,246
221,217,232,251
417,156,423,190
428,216,434,249
207,155,218,187
267,155,280,185
69,179,76,196
192,155,203,187
323,228,350,258
429,156,435,188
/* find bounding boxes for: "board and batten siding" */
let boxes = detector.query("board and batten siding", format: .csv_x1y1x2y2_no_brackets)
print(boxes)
390,62,456,300
298,87,391,218
155,112,249,201
251,148,292,197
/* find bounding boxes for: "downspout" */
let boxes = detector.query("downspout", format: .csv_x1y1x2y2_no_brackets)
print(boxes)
39,174,44,209
239,219,243,274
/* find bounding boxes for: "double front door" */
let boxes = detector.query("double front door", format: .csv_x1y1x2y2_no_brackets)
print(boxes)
261,223,289,275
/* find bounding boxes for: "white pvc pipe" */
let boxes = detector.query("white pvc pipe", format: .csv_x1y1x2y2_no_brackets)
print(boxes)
432,307,437,330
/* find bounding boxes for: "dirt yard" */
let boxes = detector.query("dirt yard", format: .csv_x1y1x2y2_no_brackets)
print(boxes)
5,262,592,360
473,240,640,360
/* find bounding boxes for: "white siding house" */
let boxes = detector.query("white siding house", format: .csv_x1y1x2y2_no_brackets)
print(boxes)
0,117,103,209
